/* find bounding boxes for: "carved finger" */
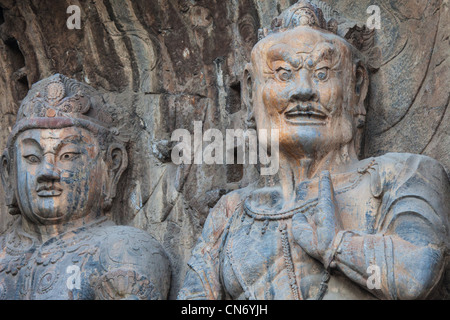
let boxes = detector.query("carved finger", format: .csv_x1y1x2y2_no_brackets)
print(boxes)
318,170,335,211
315,171,336,227
292,213,319,259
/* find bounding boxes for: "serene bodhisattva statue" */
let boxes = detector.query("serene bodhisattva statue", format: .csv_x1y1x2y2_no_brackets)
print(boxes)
178,0,449,299
0,74,171,299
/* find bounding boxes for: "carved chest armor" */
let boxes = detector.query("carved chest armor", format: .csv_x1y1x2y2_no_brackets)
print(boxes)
220,160,381,300
0,218,165,300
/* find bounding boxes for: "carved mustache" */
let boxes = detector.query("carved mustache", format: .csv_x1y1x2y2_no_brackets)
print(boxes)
284,103,328,118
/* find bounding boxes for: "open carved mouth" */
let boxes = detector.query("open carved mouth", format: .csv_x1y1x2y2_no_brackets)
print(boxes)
284,104,328,125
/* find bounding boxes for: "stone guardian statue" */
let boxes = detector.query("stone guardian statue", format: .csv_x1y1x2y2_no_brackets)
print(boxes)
178,0,449,300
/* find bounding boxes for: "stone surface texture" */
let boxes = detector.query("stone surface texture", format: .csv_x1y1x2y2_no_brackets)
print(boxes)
0,0,448,298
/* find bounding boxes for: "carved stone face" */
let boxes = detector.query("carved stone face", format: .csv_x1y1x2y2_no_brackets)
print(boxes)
250,26,358,158
14,127,106,225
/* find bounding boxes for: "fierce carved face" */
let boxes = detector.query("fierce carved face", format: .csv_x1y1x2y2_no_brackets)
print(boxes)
248,26,365,160
14,127,106,225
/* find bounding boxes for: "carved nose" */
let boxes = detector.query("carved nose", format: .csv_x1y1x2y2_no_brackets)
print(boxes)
36,159,60,184
289,73,317,102
290,87,317,102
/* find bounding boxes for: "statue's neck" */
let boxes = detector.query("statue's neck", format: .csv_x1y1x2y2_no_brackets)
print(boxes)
20,213,108,243
277,143,358,202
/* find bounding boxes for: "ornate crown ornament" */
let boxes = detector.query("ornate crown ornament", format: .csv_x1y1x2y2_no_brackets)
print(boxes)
16,74,103,122
7,74,129,150
22,77,91,119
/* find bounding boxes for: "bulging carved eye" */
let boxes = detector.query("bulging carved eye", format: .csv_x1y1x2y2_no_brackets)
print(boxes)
276,68,293,82
24,155,40,164
60,152,80,161
314,68,329,81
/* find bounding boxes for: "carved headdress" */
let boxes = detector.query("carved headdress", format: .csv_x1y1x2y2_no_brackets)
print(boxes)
259,0,380,70
6,74,128,151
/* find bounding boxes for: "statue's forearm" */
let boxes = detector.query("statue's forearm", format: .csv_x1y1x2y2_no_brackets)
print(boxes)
332,232,445,300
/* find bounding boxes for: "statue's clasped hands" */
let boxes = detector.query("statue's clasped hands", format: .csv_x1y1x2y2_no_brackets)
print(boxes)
292,171,345,270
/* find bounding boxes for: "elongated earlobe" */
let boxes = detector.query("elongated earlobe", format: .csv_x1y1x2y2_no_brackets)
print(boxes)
355,62,369,115
243,64,256,129
1,150,19,215
353,62,369,158
103,143,128,211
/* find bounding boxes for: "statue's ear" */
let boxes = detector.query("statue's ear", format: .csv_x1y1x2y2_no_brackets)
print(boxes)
242,63,256,129
103,143,128,210
1,150,19,215
353,63,369,157
355,62,369,117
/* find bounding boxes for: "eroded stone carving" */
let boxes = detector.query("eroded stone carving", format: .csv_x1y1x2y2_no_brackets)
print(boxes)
179,0,449,300
0,74,171,300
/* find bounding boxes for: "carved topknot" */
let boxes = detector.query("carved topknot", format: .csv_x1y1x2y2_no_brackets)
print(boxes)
259,0,336,39
258,0,381,71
